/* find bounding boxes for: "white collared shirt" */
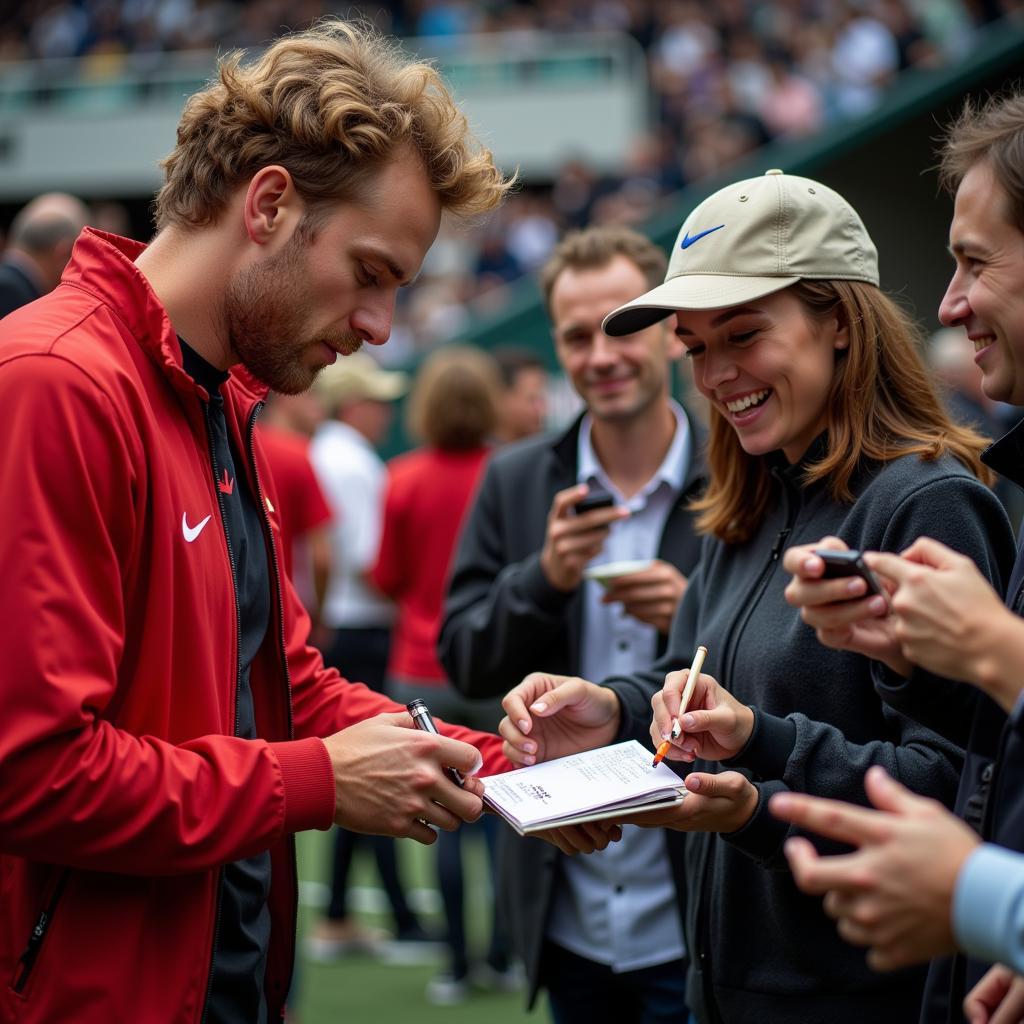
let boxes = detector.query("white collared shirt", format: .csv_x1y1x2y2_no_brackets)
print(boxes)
309,420,394,628
546,400,691,971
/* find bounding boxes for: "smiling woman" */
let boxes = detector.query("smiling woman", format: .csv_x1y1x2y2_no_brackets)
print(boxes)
604,169,993,546
499,170,1017,1024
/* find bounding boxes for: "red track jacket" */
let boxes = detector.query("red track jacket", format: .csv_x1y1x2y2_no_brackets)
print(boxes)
0,229,507,1023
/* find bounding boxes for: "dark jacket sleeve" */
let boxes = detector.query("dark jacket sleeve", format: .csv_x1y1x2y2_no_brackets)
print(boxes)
869,474,1016,744
439,457,575,697
604,537,713,741
725,473,1014,867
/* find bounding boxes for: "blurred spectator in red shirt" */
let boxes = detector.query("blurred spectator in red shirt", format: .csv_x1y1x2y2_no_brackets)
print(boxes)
373,345,518,1004
255,395,333,627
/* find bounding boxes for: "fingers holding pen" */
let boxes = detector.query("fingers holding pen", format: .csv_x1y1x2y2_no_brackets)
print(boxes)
651,668,753,763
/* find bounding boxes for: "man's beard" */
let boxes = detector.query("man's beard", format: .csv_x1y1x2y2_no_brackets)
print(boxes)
222,238,361,395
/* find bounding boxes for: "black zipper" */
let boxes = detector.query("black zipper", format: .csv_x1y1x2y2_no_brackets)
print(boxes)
199,395,243,1024
243,401,300,1005
243,401,294,742
720,478,795,702
692,473,798,1022
12,870,69,994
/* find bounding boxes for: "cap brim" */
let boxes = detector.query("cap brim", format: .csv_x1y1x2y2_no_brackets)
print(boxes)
363,375,408,401
602,274,801,336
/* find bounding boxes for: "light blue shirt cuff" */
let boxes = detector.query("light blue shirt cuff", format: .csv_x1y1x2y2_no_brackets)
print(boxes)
1013,688,1024,725
953,844,1024,973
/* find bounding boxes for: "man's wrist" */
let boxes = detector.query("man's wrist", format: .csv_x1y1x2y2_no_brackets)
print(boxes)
973,609,1024,713
539,550,576,592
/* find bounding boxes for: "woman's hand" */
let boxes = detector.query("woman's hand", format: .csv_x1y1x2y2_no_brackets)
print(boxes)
620,771,759,833
499,672,620,767
650,668,754,763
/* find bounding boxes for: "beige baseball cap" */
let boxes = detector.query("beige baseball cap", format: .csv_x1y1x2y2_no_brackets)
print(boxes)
602,169,879,336
314,351,409,406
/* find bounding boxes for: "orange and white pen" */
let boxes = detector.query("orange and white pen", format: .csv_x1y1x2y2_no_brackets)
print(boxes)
652,645,708,767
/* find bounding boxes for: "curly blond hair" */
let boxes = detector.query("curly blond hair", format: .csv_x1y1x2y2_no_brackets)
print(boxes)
155,19,512,230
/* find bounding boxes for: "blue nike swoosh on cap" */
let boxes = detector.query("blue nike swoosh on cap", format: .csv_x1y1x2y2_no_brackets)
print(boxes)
680,225,725,249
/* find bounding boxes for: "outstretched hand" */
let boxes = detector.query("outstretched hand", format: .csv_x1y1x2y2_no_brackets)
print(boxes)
499,672,620,767
769,765,980,970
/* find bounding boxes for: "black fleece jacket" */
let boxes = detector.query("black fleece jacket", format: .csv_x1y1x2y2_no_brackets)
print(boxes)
913,418,1024,1023
605,442,1016,1024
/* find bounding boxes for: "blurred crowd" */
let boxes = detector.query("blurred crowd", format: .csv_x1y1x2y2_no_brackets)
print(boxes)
1,0,1021,360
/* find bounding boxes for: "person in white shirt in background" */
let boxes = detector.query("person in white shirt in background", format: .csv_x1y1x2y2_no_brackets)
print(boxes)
306,353,437,961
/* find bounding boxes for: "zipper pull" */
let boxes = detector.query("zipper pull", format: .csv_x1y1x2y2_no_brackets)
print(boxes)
770,527,791,561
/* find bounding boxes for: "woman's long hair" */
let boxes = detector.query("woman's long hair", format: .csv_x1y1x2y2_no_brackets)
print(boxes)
690,280,993,544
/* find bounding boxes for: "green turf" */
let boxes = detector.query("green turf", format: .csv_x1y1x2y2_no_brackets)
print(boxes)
292,826,543,1023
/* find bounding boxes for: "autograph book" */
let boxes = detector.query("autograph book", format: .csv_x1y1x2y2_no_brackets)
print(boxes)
479,740,686,835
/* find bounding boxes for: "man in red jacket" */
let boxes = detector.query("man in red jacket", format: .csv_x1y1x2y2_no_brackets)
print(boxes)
0,20,512,1024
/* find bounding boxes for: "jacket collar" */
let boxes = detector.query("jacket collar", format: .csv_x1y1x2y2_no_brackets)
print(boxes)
982,415,1024,488
768,431,832,493
61,228,268,406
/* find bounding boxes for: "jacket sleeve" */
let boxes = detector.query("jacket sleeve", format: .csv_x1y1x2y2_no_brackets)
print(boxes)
868,476,1016,743
723,473,1014,867
0,355,339,874
438,457,576,697
604,539,712,743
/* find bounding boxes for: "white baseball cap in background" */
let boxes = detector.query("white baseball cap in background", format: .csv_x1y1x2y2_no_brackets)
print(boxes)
602,169,880,336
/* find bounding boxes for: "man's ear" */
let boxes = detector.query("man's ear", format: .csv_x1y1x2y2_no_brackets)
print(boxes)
242,165,302,247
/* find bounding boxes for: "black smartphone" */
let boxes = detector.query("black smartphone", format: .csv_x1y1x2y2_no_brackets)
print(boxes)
574,491,616,514
814,549,883,597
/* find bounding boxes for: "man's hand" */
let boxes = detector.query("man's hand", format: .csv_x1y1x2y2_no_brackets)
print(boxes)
650,668,754,763
769,765,981,971
602,559,688,633
619,771,759,834
499,673,620,766
322,712,485,845
964,965,1024,1024
540,484,629,592
782,536,910,676
866,538,1024,712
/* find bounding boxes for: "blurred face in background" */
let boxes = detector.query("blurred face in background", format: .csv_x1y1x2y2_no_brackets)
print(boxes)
340,397,394,448
939,160,1024,406
500,365,548,440
270,390,326,437
550,255,681,424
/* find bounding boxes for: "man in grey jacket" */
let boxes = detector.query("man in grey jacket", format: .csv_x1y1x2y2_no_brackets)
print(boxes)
439,225,706,1021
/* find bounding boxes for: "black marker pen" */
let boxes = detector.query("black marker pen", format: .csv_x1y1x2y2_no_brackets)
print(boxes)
406,699,464,786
